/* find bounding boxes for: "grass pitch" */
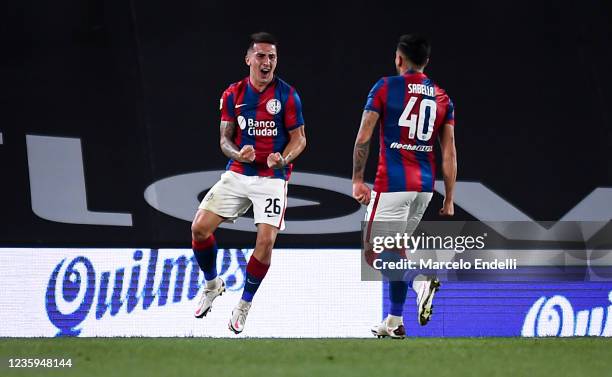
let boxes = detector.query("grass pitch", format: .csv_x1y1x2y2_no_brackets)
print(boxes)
1,338,611,377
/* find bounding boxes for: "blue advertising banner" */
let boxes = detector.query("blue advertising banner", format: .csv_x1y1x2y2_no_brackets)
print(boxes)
383,281,612,337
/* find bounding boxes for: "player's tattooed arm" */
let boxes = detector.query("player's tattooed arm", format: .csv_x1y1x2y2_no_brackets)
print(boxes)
353,140,370,182
220,121,255,163
352,110,379,182
219,121,239,159
352,110,379,204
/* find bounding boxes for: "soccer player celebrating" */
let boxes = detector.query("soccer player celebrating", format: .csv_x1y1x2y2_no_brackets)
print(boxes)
352,34,457,338
191,32,306,334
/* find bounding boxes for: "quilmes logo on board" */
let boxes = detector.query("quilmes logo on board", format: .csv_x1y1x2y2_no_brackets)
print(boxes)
45,249,251,336
522,292,612,337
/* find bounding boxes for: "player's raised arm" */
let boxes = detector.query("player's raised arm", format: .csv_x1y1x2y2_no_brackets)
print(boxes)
438,122,457,216
220,120,255,163
352,110,379,205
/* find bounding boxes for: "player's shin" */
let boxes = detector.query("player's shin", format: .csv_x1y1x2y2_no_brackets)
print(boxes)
192,235,219,288
229,255,269,333
193,234,225,318
380,251,409,328
389,281,408,317
241,255,270,302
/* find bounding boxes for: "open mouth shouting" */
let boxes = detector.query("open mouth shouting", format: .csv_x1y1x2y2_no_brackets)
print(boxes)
259,66,272,81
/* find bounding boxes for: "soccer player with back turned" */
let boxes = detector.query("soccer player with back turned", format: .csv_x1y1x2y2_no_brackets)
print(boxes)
190,32,306,334
352,34,457,338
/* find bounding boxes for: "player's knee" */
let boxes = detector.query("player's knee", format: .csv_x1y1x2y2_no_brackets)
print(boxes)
255,234,275,253
191,221,213,242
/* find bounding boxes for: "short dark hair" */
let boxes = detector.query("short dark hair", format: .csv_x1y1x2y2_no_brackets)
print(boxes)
397,34,431,67
247,32,278,52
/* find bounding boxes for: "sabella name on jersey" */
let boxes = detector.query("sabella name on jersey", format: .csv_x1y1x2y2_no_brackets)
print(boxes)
407,83,435,97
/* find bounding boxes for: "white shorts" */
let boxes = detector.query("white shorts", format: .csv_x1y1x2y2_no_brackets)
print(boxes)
364,190,433,242
199,171,288,230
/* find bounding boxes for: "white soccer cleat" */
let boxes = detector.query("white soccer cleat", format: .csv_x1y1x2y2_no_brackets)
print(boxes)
228,300,252,334
371,316,406,339
194,278,226,318
413,274,440,326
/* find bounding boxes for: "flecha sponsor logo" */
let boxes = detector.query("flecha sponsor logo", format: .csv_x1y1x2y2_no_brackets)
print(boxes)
45,249,252,336
522,291,612,337
389,142,433,152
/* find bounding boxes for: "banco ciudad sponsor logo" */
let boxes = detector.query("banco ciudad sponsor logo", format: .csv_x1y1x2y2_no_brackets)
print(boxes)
237,115,277,136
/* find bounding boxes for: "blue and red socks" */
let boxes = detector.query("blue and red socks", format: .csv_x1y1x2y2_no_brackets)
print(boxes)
192,235,218,285
389,280,408,316
241,255,270,302
378,250,412,317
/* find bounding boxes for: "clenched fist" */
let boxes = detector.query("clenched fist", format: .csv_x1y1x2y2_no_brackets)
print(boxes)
352,181,371,205
439,199,454,216
267,152,286,169
237,145,256,163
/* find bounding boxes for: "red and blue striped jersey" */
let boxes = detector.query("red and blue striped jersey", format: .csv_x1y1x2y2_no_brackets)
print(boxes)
220,76,304,180
365,71,455,193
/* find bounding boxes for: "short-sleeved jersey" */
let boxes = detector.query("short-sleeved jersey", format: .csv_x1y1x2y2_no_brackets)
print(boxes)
364,71,454,193
220,76,304,180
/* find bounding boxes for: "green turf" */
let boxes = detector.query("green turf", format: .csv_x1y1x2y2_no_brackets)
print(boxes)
1,338,611,377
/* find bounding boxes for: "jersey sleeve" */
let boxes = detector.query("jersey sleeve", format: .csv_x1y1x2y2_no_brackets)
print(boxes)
220,88,236,122
284,88,304,130
364,78,386,113
444,98,455,126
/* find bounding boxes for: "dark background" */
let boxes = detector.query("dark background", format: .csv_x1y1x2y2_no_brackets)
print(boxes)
1,0,611,247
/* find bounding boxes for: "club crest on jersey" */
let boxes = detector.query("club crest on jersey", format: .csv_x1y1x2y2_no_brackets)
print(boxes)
266,99,282,115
